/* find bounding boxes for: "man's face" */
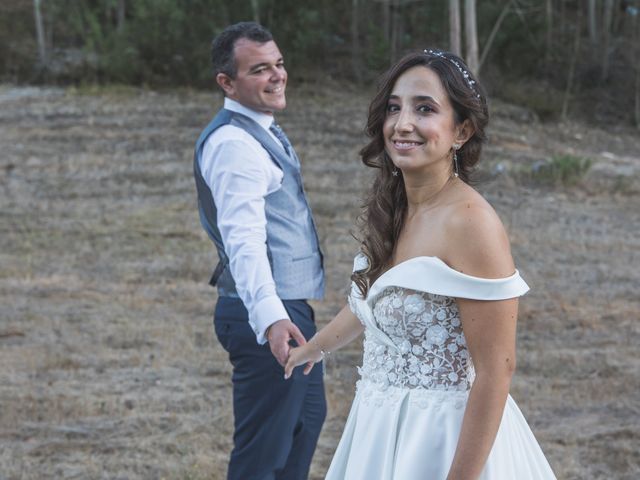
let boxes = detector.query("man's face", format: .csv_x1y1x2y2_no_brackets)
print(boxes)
217,39,287,114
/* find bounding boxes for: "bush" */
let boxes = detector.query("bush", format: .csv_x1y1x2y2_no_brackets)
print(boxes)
527,154,593,187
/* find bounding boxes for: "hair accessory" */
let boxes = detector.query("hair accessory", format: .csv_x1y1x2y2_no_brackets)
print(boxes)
424,49,481,99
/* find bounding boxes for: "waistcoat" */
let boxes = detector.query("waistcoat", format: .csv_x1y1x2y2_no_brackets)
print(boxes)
193,108,324,300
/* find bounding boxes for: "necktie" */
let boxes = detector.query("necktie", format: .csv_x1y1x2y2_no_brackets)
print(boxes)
269,122,292,156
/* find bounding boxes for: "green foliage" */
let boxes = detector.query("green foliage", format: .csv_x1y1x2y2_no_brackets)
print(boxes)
480,2,547,78
89,0,221,86
364,22,390,73
0,1,39,82
527,154,594,187
0,0,636,126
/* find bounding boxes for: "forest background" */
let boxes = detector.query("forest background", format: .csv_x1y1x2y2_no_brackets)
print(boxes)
1,1,639,479
2,0,640,126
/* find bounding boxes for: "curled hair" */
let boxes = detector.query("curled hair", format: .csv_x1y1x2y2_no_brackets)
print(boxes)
211,22,273,80
352,50,489,296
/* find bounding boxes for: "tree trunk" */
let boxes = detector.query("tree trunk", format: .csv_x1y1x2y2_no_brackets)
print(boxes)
449,0,461,56
545,0,553,67
351,0,363,83
45,0,54,55
382,0,391,43
464,0,479,73
33,0,47,68
390,0,403,63
634,7,640,128
117,0,126,32
588,0,598,45
601,0,614,81
562,3,582,120
251,0,260,23
479,0,514,71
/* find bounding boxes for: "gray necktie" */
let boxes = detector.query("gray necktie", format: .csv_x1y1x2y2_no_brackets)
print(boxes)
269,122,292,156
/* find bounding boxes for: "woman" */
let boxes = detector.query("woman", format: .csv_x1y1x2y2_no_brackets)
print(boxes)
285,50,556,479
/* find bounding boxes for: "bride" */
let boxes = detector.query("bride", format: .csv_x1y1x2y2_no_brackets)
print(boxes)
284,49,556,480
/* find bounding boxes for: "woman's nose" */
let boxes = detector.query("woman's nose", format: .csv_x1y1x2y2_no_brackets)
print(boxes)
394,109,414,133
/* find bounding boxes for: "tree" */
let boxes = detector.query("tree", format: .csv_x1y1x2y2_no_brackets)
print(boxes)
389,0,403,62
601,0,615,81
449,0,461,56
545,0,553,67
117,0,125,32
351,0,363,83
251,0,260,23
33,0,47,68
588,0,598,45
634,4,640,128
479,0,514,71
464,0,479,72
562,1,582,120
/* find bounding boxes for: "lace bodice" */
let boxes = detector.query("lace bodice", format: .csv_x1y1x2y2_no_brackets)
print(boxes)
356,287,473,391
348,254,529,393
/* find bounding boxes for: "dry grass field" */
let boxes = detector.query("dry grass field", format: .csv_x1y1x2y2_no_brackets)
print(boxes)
0,83,639,480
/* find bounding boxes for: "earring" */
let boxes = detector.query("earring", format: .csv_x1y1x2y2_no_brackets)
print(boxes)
452,144,461,178
392,168,399,177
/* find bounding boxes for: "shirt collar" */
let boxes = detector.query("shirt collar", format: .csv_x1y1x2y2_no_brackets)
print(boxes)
223,98,275,131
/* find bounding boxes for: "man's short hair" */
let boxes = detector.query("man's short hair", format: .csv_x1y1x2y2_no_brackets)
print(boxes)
211,22,274,79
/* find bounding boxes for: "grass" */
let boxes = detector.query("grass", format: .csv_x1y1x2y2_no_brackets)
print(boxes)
1,85,638,480
522,154,594,187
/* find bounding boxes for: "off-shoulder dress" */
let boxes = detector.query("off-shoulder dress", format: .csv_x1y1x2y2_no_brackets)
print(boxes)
325,254,556,480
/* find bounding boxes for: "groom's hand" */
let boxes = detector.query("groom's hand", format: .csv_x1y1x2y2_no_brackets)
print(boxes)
267,319,307,367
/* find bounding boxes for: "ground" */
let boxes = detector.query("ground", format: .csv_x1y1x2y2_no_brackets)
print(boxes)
0,83,638,480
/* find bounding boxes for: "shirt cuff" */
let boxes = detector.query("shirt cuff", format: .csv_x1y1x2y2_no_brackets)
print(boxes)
249,295,290,345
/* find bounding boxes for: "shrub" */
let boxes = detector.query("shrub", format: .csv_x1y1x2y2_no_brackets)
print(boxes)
528,154,593,187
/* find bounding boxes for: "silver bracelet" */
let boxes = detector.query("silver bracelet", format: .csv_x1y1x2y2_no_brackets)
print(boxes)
309,335,329,360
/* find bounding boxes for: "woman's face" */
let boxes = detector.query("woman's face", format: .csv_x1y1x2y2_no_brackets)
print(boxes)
383,66,460,175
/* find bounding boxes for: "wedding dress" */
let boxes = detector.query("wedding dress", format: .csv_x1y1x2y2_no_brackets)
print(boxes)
325,254,556,480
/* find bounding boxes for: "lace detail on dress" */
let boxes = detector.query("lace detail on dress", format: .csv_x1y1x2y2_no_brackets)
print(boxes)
356,380,468,410
357,287,475,392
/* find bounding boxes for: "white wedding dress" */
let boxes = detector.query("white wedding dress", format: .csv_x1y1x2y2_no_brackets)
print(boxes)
325,254,556,480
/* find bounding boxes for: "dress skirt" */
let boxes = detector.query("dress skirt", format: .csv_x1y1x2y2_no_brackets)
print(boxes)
325,380,556,480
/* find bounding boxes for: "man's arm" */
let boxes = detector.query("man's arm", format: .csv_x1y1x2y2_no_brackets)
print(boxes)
202,131,306,364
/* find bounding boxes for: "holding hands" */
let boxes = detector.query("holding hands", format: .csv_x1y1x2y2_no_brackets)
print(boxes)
282,304,365,380
267,319,308,366
284,338,325,379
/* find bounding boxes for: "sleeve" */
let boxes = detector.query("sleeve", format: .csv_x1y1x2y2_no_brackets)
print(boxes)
201,133,288,344
365,256,530,302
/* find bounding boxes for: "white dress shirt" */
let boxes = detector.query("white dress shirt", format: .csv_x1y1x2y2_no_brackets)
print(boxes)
199,98,290,345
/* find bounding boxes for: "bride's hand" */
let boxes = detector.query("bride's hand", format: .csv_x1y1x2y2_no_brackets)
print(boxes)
284,342,323,380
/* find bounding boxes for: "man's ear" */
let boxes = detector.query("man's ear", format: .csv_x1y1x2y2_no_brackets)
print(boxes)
216,73,235,97
455,119,474,146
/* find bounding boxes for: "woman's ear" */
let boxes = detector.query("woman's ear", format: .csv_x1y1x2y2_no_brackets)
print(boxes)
455,119,474,147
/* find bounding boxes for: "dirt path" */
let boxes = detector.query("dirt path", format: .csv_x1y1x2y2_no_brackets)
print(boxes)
0,85,638,479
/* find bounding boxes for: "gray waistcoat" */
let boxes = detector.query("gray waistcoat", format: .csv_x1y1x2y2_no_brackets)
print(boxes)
194,108,324,300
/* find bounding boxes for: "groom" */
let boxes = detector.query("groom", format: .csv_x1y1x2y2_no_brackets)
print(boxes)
193,22,326,480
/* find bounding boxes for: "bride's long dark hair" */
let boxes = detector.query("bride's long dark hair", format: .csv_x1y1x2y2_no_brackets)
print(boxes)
352,50,489,297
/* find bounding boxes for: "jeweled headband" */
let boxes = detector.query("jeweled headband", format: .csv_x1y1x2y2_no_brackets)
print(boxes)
424,49,481,99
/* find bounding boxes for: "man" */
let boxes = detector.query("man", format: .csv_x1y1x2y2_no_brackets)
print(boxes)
193,22,326,480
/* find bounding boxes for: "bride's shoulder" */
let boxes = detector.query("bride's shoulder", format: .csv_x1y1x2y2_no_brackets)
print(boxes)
441,190,515,278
